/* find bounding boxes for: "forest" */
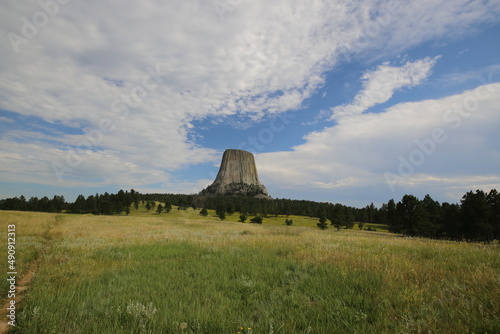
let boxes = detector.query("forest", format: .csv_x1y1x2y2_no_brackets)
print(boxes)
0,188,498,242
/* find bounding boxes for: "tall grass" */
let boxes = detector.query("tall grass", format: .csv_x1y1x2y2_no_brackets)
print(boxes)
0,211,58,296
1,210,499,333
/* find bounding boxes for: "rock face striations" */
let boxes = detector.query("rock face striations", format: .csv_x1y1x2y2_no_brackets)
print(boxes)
201,149,270,198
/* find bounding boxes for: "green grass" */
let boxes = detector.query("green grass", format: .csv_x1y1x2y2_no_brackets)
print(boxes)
0,211,58,296
1,210,499,333
18,242,385,333
133,202,390,232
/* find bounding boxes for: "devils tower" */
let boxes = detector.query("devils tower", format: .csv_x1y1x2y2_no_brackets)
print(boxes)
201,149,270,198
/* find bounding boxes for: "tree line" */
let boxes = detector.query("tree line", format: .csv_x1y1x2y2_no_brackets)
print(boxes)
380,190,500,242
0,195,66,213
0,188,498,242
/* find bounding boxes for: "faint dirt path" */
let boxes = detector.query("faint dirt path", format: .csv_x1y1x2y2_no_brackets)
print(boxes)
0,214,63,334
0,243,48,334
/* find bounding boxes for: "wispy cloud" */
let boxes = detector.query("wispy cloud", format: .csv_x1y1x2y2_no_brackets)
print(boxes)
0,116,14,123
331,57,440,120
437,64,500,87
0,0,499,196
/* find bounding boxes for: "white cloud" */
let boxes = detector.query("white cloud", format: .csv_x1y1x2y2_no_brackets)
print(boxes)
352,0,500,60
331,57,440,120
258,83,500,205
0,138,170,187
0,0,499,196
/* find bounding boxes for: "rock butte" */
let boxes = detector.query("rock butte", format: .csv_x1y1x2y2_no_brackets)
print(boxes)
200,149,270,198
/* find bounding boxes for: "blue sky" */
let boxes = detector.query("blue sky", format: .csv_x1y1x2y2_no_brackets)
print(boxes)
1,0,500,207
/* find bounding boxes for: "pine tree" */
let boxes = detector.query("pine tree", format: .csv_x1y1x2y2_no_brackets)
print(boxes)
164,201,172,213
215,204,226,220
317,212,328,230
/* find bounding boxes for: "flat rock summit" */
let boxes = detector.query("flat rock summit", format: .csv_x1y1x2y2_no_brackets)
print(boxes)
201,149,270,198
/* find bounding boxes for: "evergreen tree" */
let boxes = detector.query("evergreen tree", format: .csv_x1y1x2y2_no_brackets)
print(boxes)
396,195,424,235
386,199,397,231
317,219,328,230
367,203,376,223
200,208,208,216
215,204,226,220
329,207,345,231
418,194,440,238
27,197,38,211
317,212,328,230
156,204,163,214
164,201,172,213
345,207,355,229
73,195,86,214
486,189,500,241
441,202,461,240
461,190,493,242
87,195,98,215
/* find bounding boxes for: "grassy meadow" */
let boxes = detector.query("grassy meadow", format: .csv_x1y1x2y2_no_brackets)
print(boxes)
1,205,499,333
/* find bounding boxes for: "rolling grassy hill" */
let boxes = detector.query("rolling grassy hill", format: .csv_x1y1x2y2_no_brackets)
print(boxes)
0,207,498,333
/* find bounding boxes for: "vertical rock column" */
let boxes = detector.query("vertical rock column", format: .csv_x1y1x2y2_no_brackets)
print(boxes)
201,149,270,198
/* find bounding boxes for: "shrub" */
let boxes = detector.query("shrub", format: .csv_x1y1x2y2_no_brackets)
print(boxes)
250,216,263,224
317,221,328,230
